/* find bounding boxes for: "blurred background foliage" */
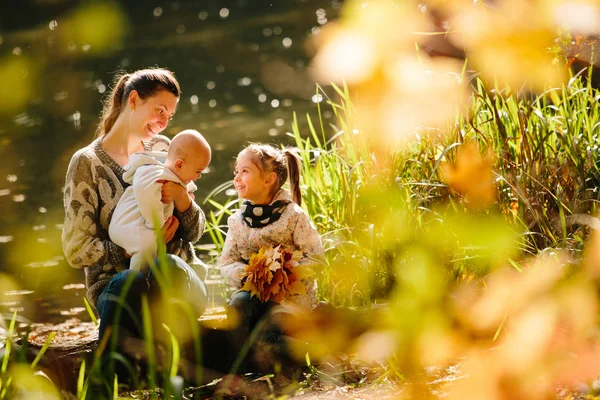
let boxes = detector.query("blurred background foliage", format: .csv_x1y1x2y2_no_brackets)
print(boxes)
3,0,600,398
281,0,600,398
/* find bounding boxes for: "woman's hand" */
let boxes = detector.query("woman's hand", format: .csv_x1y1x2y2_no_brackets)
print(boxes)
158,180,192,212
161,215,179,243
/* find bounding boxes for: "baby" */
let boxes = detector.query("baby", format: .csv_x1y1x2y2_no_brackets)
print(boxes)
109,129,211,272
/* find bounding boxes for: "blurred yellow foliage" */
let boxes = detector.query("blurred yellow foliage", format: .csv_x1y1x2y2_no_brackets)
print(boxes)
0,57,39,114
546,0,600,36
441,142,496,208
283,244,600,398
308,0,600,155
8,365,61,399
451,0,566,91
294,0,600,397
312,0,431,84
310,1,471,153
447,252,600,399
62,2,129,53
0,273,21,306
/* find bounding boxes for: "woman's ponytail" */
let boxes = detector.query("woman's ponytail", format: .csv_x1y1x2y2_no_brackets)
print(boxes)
284,148,302,206
95,73,130,138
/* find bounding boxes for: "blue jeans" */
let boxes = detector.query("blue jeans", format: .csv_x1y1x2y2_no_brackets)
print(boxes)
96,254,207,345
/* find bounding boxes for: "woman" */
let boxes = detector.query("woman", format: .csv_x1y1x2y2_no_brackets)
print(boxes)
62,68,207,354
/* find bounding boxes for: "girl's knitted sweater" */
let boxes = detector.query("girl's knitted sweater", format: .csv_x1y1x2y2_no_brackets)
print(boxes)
62,135,205,308
218,189,324,309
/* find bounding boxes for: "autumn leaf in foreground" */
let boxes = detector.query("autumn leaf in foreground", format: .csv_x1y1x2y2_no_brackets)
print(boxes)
441,142,496,208
241,245,308,303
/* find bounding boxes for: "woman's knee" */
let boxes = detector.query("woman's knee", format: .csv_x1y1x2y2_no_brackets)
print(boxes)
227,291,254,329
149,254,202,286
148,254,207,315
228,291,252,310
103,270,147,297
154,253,182,267
96,269,147,329
149,254,189,278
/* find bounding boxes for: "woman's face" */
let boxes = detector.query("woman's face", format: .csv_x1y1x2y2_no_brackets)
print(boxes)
129,89,179,140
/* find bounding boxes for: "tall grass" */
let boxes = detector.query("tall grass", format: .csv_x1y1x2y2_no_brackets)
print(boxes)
280,70,600,306
462,69,600,252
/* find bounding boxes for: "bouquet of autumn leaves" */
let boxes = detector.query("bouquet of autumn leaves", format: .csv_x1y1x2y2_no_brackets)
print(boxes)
241,245,311,303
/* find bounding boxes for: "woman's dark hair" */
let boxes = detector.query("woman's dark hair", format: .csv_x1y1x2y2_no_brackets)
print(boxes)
95,68,181,137
240,143,303,206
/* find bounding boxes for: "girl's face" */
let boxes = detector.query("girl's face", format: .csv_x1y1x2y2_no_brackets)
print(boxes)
128,90,179,141
233,152,276,204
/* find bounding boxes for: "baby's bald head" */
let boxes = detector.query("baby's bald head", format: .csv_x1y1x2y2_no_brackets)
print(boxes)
168,129,211,164
166,129,212,184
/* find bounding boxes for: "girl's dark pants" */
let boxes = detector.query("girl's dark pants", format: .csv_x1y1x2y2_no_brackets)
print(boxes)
226,290,286,374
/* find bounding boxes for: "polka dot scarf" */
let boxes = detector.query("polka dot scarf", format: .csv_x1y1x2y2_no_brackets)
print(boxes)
240,200,290,228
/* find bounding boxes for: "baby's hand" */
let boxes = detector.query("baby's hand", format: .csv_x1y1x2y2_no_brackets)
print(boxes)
161,215,179,243
157,180,191,212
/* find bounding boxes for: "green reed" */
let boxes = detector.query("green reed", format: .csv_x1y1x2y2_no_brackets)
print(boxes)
282,70,600,306
459,69,600,252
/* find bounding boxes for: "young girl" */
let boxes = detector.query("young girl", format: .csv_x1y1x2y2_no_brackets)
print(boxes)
218,143,324,373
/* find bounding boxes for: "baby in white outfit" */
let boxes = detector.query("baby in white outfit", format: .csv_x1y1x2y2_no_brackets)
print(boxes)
109,129,211,272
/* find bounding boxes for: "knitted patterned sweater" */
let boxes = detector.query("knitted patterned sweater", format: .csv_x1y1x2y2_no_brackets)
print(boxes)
62,135,205,308
218,189,324,309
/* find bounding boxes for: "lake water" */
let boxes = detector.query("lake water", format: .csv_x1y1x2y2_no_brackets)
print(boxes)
0,0,340,326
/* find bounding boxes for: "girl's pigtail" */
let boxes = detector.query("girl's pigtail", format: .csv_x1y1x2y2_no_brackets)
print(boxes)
96,73,130,137
284,148,302,206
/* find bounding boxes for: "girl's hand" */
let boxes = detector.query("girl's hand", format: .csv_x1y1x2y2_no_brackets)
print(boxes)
161,216,179,243
158,180,192,212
